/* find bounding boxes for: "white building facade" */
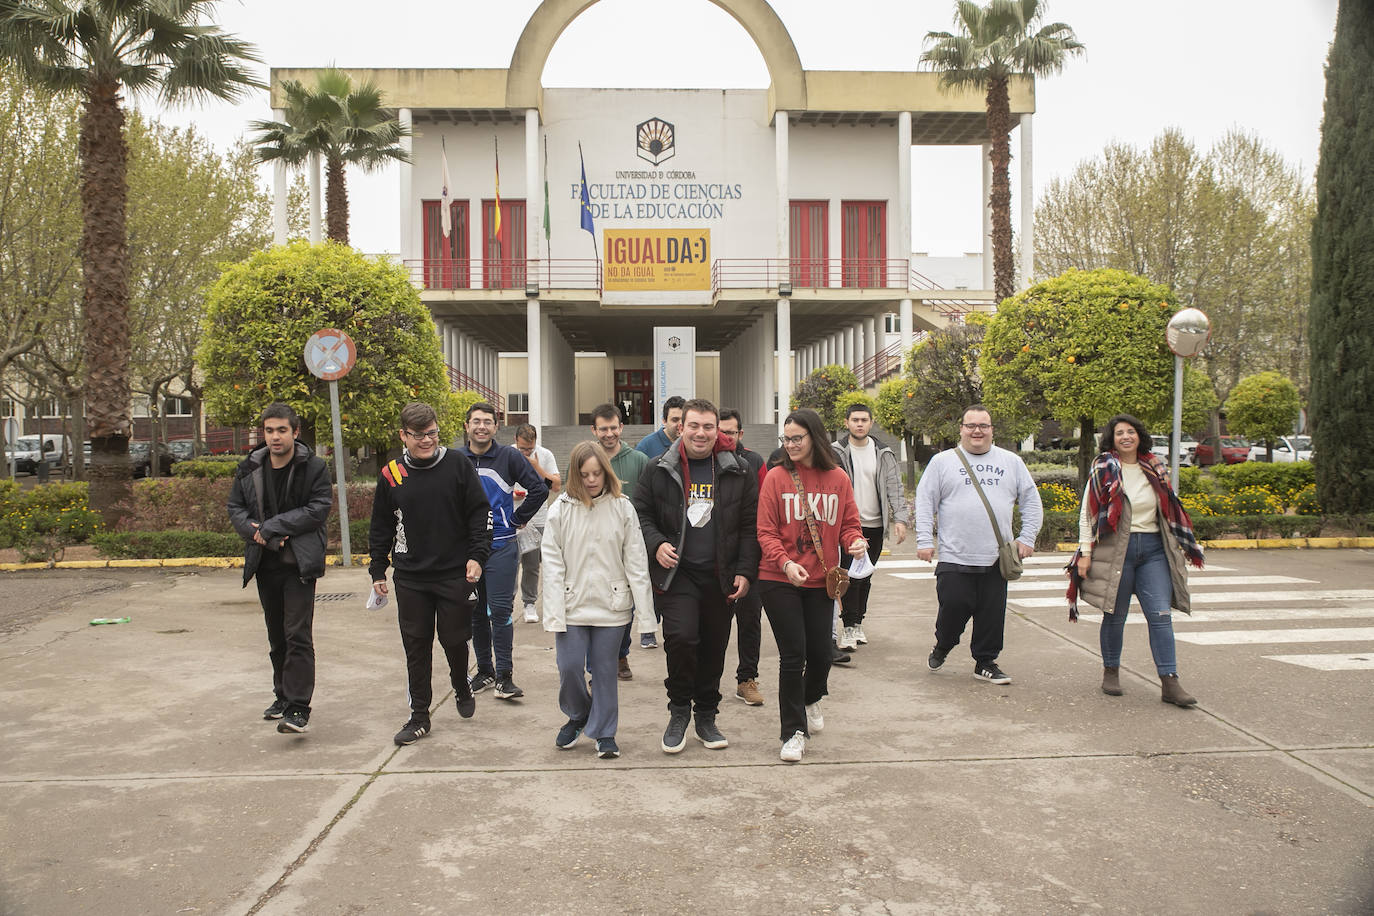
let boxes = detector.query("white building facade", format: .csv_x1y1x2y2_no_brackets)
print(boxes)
270,0,1036,432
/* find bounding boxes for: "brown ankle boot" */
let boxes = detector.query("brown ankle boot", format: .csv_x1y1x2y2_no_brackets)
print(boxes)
1101,667,1123,696
1160,674,1197,707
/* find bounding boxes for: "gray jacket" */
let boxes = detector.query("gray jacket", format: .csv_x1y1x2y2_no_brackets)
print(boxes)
832,434,911,533
1079,497,1192,615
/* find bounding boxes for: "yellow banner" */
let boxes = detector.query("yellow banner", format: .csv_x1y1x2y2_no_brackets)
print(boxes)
603,228,711,291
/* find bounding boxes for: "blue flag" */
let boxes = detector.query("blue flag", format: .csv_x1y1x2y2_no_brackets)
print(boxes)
579,144,595,237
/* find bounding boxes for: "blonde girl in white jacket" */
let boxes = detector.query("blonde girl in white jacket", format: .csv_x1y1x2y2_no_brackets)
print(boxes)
541,441,657,758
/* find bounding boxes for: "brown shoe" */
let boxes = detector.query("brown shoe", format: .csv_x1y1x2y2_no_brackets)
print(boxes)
617,656,633,680
1101,667,1123,696
1160,674,1197,707
735,678,764,706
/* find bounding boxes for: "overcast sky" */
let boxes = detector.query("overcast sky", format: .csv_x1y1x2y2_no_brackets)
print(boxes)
141,0,1339,257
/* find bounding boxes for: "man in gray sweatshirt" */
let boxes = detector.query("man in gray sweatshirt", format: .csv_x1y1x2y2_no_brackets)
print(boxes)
914,405,1042,685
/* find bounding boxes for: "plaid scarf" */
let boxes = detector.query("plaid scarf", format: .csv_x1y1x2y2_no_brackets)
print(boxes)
1065,451,1204,620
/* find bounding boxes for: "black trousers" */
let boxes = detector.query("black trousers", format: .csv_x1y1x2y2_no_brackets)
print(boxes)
655,568,734,715
734,590,762,682
759,580,833,741
256,566,316,716
396,577,474,715
933,562,1008,665
840,525,885,627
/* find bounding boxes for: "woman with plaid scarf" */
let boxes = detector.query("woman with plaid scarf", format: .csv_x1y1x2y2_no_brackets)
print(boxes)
1066,414,1205,707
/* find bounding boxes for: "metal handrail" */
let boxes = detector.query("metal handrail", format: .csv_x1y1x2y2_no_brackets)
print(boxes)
713,258,912,293
447,366,501,419
404,258,602,292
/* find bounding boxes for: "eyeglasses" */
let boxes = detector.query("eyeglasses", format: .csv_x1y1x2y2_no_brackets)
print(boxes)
467,418,495,428
961,423,993,431
404,429,440,441
779,434,809,446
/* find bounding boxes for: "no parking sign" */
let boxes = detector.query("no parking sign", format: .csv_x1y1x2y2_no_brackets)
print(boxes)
304,329,356,563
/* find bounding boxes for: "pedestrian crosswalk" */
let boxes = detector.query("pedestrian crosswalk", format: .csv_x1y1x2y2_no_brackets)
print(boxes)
881,555,1374,672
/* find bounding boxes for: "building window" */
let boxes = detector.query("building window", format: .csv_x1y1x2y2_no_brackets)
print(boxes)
841,200,887,287
421,200,470,289
789,200,828,288
507,392,529,413
0,399,13,418
36,398,66,417
885,314,901,333
163,396,192,417
482,199,526,290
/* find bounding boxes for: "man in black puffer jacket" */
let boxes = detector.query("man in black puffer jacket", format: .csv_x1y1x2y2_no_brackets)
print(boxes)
228,403,333,736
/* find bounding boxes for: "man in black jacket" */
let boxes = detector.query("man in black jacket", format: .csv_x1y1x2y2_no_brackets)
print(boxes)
717,407,767,707
228,403,333,736
369,402,493,746
632,398,760,755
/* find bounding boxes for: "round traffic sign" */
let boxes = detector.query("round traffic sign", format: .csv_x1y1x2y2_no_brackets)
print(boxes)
304,329,356,381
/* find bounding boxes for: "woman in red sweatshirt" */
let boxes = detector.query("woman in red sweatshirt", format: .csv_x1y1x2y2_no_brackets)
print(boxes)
756,408,866,762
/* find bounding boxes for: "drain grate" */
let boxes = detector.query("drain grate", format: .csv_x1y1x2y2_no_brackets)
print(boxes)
314,592,357,603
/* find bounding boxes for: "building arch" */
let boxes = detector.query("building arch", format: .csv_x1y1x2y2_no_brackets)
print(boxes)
507,0,806,111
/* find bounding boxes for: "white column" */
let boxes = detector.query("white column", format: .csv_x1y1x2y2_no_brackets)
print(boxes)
981,142,992,291
526,109,541,287
760,316,776,423
776,301,791,434
272,109,287,245
897,110,912,282
435,319,449,365
775,111,790,262
527,300,542,429
900,299,914,355
862,316,876,382
843,325,855,369
1019,113,1034,288
309,151,322,244
399,108,414,269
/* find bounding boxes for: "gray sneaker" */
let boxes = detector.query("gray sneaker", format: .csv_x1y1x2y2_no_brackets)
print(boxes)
694,714,728,750
661,705,690,754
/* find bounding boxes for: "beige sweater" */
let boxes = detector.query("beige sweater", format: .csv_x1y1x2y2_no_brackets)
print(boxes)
1079,462,1158,556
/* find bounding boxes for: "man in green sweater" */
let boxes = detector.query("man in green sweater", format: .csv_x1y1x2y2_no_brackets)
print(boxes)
592,403,654,665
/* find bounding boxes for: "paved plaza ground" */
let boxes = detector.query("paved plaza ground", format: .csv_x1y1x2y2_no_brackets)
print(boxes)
1,543,1371,915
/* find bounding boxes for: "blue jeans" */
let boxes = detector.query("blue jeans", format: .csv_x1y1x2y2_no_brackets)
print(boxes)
1099,532,1178,675
472,538,519,676
556,624,630,739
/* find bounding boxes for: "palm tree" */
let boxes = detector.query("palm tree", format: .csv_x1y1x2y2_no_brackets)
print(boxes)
0,0,260,521
922,0,1083,303
250,69,410,246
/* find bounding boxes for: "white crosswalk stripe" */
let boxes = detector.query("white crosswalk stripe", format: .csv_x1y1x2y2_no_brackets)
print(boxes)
1262,654,1374,671
1074,607,1374,624
1176,627,1374,645
1004,575,1314,592
1013,589,1374,609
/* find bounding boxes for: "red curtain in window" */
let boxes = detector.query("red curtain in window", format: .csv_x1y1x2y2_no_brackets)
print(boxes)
841,200,886,287
789,200,828,287
421,200,469,289
482,199,526,289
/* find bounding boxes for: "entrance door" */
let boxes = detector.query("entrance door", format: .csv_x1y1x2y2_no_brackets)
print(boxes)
614,369,653,425
841,200,886,287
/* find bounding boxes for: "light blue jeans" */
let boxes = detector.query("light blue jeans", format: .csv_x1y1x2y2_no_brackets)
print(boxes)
1099,532,1179,676
556,624,630,740
472,538,518,676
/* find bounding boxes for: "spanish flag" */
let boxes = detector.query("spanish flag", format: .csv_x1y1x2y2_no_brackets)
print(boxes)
493,136,502,237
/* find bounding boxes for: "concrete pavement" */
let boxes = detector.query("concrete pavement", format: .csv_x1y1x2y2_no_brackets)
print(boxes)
1,546,1371,915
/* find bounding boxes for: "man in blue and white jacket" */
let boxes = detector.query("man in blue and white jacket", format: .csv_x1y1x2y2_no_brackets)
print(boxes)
459,402,548,700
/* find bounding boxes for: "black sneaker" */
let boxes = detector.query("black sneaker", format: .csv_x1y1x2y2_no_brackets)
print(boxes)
928,646,949,671
494,673,524,699
469,671,495,694
661,705,690,754
556,718,586,749
277,710,308,734
694,714,728,750
831,643,852,665
596,737,621,759
456,693,476,719
973,662,1012,685
393,716,430,746
263,699,286,720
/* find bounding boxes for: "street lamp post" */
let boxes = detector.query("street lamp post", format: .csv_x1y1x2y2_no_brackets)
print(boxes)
1166,308,1211,490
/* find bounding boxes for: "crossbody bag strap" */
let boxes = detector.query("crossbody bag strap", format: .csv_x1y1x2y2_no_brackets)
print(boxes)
788,468,831,565
954,448,1009,550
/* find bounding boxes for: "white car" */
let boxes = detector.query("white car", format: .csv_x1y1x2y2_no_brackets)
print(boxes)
1249,435,1312,463
1152,434,1198,465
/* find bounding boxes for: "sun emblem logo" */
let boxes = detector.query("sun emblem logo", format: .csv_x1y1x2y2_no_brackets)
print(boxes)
636,117,676,166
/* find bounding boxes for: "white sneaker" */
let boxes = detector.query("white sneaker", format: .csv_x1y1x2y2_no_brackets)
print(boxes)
523,604,538,623
853,624,868,645
837,626,857,651
805,700,824,734
780,730,806,762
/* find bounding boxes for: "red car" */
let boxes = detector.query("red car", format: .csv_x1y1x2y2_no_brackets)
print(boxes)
1190,436,1250,466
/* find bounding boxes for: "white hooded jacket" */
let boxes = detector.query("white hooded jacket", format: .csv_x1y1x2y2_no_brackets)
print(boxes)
539,490,657,633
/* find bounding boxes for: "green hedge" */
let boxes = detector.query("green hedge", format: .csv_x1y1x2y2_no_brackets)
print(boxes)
1036,509,1078,550
171,455,240,479
92,530,243,559
1022,449,1077,466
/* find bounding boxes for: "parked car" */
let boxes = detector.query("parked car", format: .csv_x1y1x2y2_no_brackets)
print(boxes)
1248,435,1313,463
1151,434,1198,465
129,441,174,478
166,439,198,464
1191,435,1250,466
5,434,71,475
